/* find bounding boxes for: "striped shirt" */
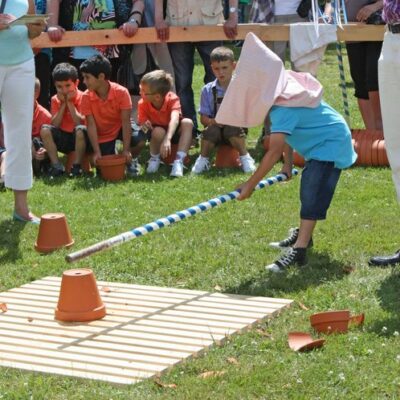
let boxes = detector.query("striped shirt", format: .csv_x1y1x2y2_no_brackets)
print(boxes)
383,0,400,24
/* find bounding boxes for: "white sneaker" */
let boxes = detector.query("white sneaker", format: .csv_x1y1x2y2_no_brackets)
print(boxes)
146,156,160,173
191,156,210,174
170,159,184,177
240,154,256,173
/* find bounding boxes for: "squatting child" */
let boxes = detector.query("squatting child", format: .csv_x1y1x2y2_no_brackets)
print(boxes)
32,78,51,175
217,33,357,273
40,63,87,177
79,55,145,176
192,46,256,174
138,70,193,177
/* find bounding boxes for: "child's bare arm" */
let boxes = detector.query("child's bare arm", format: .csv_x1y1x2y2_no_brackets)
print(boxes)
121,109,133,163
166,110,180,140
282,143,293,179
66,97,84,126
200,114,217,127
86,115,101,164
51,99,67,128
160,110,180,158
237,133,286,201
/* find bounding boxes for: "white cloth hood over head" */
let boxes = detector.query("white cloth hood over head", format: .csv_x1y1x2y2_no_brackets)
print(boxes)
216,32,324,128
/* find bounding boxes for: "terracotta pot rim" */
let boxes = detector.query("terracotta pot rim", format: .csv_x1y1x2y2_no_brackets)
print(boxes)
310,310,350,323
34,239,75,253
55,303,106,322
96,154,126,167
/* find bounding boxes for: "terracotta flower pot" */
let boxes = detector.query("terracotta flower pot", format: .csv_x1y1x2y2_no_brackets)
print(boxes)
288,332,325,352
34,213,74,253
215,144,241,168
65,151,92,173
161,143,190,166
96,154,126,181
377,140,389,166
349,313,365,327
310,310,351,334
55,268,106,322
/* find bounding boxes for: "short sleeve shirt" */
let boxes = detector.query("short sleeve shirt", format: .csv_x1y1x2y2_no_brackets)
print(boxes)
137,92,181,128
199,79,225,118
270,101,357,169
81,81,132,143
32,102,51,138
50,90,85,133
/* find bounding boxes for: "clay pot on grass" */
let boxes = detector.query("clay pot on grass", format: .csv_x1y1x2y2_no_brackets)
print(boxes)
310,310,351,334
34,213,74,253
96,154,126,181
161,143,190,166
215,144,241,168
288,332,325,352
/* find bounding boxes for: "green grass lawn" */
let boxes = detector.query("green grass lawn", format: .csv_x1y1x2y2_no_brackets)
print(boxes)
1,45,399,399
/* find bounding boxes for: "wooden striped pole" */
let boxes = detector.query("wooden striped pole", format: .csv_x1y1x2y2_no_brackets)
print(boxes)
66,170,298,263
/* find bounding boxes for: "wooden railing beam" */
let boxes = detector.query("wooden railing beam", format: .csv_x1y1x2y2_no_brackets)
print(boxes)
31,24,384,49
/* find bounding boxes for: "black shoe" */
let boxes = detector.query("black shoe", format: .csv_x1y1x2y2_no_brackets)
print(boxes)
69,163,83,177
48,165,65,177
369,250,400,266
265,247,307,273
269,227,313,249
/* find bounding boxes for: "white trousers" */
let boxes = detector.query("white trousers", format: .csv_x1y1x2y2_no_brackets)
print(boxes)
378,31,400,200
0,58,34,190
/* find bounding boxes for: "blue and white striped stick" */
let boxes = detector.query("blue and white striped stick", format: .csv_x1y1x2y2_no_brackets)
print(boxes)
66,169,298,263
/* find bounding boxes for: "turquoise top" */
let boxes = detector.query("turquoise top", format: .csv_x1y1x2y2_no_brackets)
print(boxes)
0,0,33,65
270,101,357,169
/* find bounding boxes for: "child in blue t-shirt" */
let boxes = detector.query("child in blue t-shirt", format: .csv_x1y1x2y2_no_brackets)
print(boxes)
237,100,356,272
217,33,357,273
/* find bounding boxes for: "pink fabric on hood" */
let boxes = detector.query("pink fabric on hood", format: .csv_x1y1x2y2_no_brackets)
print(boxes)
216,32,324,128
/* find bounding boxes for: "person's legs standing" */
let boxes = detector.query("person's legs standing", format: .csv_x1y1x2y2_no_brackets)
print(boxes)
168,42,196,129
0,59,36,220
370,31,400,265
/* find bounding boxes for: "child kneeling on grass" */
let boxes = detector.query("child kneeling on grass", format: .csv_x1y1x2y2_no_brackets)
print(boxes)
80,55,146,177
192,46,256,174
138,70,193,177
217,33,357,273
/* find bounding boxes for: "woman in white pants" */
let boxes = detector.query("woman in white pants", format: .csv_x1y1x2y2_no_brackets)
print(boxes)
370,0,400,266
0,0,45,223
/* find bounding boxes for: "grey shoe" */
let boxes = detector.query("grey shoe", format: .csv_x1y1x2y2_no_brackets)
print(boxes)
127,158,141,177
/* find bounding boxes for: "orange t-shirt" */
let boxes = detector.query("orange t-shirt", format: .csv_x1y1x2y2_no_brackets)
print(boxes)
50,90,85,133
138,91,181,128
32,101,51,138
81,82,132,143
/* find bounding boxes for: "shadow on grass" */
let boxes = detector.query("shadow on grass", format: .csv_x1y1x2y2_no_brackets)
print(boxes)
370,269,400,334
225,250,348,297
0,219,26,262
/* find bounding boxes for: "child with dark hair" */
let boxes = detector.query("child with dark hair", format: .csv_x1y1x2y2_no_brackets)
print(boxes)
40,62,87,177
192,46,256,174
138,69,193,177
80,55,146,176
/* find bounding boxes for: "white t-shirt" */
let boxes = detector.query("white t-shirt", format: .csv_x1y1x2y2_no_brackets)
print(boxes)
275,0,302,16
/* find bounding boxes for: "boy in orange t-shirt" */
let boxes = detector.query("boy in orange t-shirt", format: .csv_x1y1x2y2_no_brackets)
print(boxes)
138,70,193,177
40,63,87,177
32,78,51,175
80,55,146,177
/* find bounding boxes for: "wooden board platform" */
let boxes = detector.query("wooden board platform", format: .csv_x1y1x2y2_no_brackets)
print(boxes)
0,277,292,385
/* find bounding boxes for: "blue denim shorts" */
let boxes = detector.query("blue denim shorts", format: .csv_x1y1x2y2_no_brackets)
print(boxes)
300,160,341,220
